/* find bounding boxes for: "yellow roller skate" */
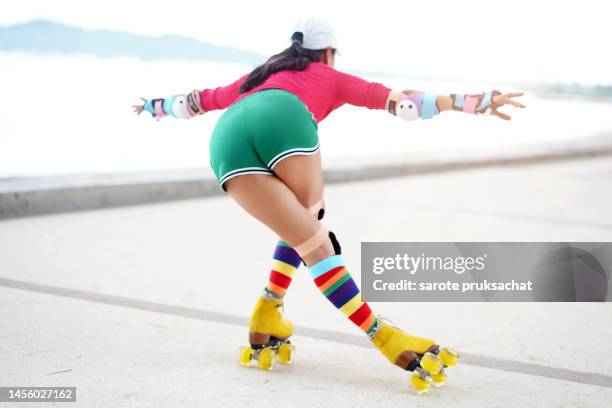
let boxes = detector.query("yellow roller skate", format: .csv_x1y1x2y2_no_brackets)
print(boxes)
239,296,295,370
369,318,459,394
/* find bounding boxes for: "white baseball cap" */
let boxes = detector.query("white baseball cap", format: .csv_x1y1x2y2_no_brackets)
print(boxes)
292,17,339,52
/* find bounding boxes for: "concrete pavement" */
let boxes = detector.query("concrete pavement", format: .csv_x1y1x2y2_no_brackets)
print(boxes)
1,156,612,407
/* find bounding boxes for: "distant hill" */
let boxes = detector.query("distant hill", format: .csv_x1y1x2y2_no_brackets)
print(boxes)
2,20,611,100
0,19,266,65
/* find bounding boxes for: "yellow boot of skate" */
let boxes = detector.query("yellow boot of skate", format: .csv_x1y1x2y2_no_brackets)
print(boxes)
370,318,460,393
239,296,295,370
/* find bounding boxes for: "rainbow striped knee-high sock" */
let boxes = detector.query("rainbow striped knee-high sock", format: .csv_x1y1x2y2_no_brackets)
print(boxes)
308,254,378,334
263,241,301,299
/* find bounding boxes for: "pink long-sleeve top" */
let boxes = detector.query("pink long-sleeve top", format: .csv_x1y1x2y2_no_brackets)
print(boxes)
199,62,391,123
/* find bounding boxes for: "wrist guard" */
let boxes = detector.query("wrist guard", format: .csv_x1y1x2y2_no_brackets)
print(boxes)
451,90,501,115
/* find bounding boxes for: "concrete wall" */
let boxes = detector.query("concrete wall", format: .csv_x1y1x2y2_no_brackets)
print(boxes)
2,137,612,219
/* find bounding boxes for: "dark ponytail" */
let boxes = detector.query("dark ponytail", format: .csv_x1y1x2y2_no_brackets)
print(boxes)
239,32,326,94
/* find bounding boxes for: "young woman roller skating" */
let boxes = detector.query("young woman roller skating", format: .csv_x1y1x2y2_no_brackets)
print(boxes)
133,17,525,393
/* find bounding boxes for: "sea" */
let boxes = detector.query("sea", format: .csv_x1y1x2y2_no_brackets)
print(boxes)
1,52,611,177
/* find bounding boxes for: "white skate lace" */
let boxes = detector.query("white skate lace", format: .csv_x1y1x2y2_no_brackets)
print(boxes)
275,302,285,316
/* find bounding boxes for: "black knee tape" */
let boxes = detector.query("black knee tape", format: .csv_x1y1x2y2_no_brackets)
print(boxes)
328,231,341,255
317,208,325,220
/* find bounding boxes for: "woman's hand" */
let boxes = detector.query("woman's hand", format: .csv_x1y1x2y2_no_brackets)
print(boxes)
131,97,147,115
491,91,526,121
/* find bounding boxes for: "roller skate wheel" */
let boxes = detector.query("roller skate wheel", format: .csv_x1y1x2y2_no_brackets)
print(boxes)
420,352,443,374
277,343,295,365
439,347,460,367
257,347,276,371
239,346,253,367
430,372,447,387
410,372,430,394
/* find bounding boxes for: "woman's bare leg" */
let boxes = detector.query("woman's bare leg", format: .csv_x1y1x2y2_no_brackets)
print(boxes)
273,151,324,213
256,152,326,298
225,173,332,266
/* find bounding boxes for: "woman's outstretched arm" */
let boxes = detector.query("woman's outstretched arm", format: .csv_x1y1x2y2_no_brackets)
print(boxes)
333,69,525,121
385,89,526,121
132,74,249,120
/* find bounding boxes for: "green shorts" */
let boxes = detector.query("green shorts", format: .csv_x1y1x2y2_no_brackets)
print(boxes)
209,89,319,191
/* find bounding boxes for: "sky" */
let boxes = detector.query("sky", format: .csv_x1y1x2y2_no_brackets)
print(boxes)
1,0,611,84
